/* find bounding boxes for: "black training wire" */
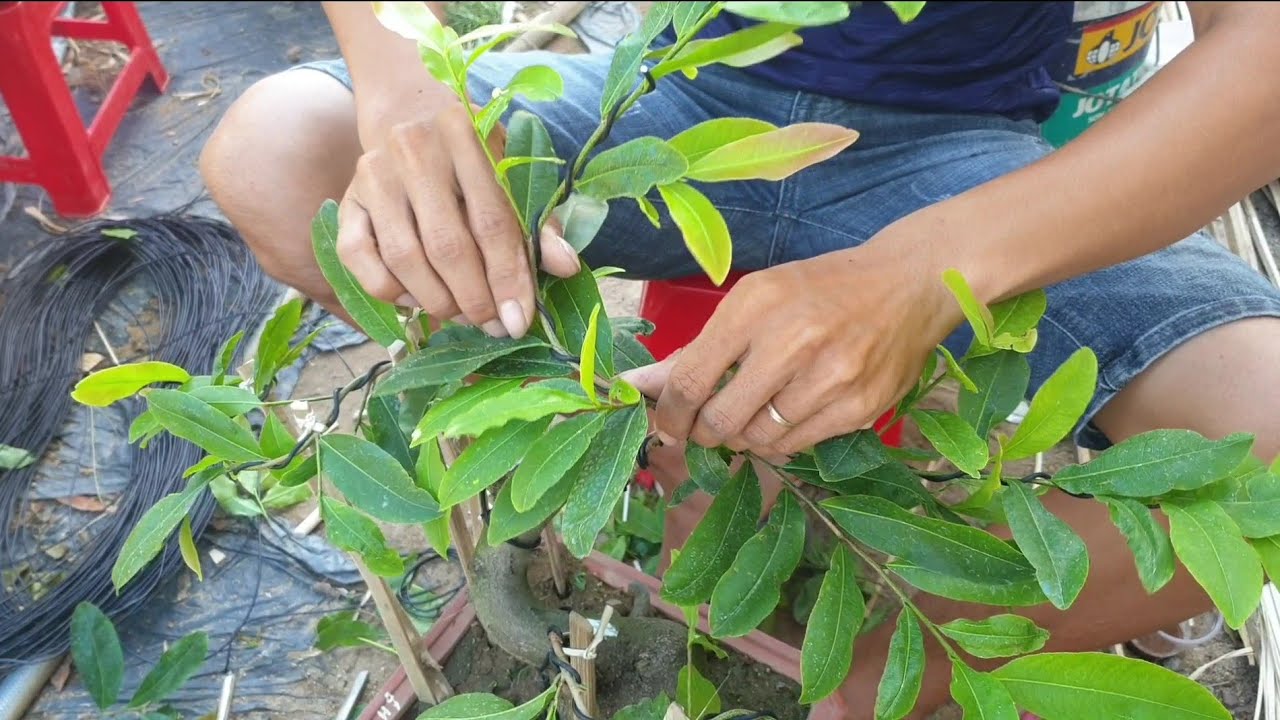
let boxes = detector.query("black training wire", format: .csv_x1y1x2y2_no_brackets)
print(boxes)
0,215,279,668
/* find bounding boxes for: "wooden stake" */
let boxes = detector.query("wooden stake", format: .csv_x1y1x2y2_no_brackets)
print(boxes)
543,527,569,598
353,560,454,704
568,613,599,717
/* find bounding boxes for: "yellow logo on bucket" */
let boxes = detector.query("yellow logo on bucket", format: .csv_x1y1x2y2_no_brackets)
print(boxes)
1074,2,1159,77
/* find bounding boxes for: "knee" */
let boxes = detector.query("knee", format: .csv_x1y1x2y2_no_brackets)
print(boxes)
199,69,359,280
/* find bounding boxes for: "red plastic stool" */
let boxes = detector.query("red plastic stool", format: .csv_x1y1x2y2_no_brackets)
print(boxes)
0,1,168,217
638,272,905,447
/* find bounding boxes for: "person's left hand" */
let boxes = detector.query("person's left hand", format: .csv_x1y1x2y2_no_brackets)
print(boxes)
621,233,965,458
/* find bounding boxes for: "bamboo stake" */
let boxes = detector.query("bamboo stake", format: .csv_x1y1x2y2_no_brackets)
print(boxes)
1242,196,1280,286
568,612,600,718
543,527,570,598
353,559,454,704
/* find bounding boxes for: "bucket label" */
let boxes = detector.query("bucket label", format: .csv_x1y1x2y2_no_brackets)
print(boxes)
1072,2,1160,77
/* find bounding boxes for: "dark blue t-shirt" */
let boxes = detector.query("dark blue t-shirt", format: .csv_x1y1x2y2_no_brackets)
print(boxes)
700,2,1075,122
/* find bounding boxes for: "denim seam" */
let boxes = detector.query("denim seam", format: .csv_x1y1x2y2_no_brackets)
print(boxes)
766,90,806,267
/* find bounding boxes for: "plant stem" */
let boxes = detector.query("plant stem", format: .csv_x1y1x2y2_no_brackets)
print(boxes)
771,467,961,661
360,638,399,655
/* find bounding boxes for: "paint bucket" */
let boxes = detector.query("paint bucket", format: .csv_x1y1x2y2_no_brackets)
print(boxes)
1040,1,1164,148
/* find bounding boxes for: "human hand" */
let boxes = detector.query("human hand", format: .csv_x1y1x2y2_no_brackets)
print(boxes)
622,233,964,457
336,102,581,339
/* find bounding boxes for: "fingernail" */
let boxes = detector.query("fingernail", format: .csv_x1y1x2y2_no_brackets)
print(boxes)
559,237,581,271
450,314,469,326
499,300,527,339
396,293,416,308
482,319,508,338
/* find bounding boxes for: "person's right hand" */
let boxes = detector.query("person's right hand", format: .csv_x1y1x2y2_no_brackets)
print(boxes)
336,102,582,339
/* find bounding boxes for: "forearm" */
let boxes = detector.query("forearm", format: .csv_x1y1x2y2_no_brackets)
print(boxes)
901,2,1280,306
321,1,458,146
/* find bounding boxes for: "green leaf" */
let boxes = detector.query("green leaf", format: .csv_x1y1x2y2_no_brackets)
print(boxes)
814,430,888,482
822,495,1035,584
178,516,203,582
887,562,1048,607
936,345,977,392
1164,500,1262,629
993,652,1232,720
319,434,441,524
545,264,614,374
686,443,730,496
311,200,405,346
600,2,676,117
128,632,208,708
253,298,303,392
495,155,564,179
826,461,936,509
655,23,801,79
505,64,562,102
366,395,415,474
72,361,191,407
375,336,544,397
1202,461,1280,538
262,480,311,511
958,351,1030,439
259,412,295,459
551,193,609,252
1000,347,1098,460
609,377,643,406
314,614,384,652
320,497,405,577
673,1,715,36
418,687,555,720
414,378,523,444
800,545,863,703
662,463,762,605
439,418,550,508
941,269,994,347
612,693,672,720
578,137,688,201
723,1,851,26
70,602,124,709
950,660,1018,720
211,330,244,385
884,1,927,22
1001,481,1088,610
580,303,603,399
415,440,452,557
874,611,924,720
678,664,721,720
1054,429,1253,498
910,410,988,478
657,182,733,285
560,406,649,557
147,389,265,462
684,123,859,183
1252,535,1280,584
1100,496,1176,594
456,20,576,47
511,412,608,512
940,615,1049,659
988,290,1045,350
210,475,260,518
0,443,35,471
187,385,261,417
102,227,138,240
445,384,595,438
476,93,513,141
488,460,576,544
277,454,318,487
372,0,446,48
635,196,662,228
505,111,559,227
613,332,658,374
710,492,805,636
475,347,575,379
668,118,777,166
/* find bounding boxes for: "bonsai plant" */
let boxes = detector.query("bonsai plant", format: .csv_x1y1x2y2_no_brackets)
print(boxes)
74,2,1279,718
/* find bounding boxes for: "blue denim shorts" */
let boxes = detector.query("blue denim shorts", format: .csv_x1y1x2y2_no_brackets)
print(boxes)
294,54,1280,450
